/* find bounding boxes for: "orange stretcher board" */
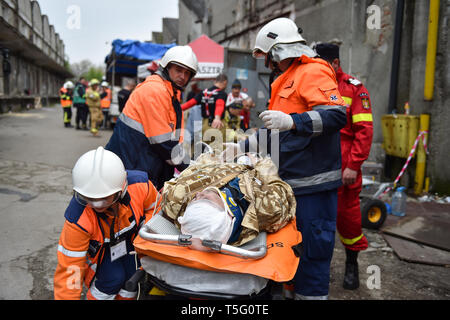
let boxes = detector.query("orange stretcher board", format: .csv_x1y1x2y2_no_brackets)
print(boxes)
134,219,302,282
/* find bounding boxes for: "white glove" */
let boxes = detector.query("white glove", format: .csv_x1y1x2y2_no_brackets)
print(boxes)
259,110,294,131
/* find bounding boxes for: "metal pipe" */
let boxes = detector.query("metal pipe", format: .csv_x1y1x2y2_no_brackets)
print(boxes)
138,224,267,259
414,114,430,195
424,0,440,101
388,0,405,113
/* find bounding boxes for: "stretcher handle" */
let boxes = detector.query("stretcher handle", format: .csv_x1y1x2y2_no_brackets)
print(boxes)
202,239,266,259
138,225,266,259
124,268,146,292
138,227,191,246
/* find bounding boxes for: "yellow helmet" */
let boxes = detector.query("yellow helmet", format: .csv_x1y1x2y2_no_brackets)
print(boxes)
89,78,100,86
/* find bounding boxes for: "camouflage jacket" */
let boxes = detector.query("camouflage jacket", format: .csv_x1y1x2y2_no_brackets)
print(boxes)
161,153,296,246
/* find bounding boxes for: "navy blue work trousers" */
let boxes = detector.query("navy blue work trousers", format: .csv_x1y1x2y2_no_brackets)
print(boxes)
293,189,338,298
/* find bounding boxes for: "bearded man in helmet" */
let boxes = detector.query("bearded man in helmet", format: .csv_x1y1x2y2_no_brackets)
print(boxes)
54,147,160,300
225,17,347,299
105,45,198,190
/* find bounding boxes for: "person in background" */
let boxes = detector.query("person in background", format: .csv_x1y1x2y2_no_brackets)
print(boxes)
60,81,74,128
118,79,136,114
182,74,228,152
100,81,112,129
85,79,103,137
226,79,249,107
73,77,89,130
105,46,198,191
240,97,256,131
53,147,160,300
184,82,203,147
314,42,373,290
223,102,247,142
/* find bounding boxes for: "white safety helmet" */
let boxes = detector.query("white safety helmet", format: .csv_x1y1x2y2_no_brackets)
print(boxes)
64,81,75,89
101,81,109,87
253,17,306,58
159,45,198,77
72,147,127,202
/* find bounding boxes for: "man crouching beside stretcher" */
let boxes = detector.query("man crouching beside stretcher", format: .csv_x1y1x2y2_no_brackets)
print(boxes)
160,152,297,246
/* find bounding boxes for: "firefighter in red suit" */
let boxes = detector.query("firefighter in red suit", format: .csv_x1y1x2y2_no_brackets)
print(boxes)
315,43,373,290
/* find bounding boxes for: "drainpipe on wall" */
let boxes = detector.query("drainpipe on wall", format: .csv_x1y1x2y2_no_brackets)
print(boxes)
424,0,440,101
387,0,405,113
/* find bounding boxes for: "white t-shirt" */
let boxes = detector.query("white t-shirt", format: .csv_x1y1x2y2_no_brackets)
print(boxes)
226,91,249,106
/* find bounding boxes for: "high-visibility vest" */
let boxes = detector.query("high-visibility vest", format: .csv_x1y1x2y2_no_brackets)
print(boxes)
60,87,73,107
101,88,112,109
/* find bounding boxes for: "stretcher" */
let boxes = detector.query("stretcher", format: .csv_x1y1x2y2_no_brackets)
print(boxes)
132,211,302,300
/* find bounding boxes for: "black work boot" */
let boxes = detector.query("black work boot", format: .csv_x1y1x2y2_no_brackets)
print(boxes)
343,249,359,290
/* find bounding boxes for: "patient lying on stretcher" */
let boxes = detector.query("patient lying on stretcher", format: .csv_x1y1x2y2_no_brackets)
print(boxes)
160,153,297,246
178,182,246,245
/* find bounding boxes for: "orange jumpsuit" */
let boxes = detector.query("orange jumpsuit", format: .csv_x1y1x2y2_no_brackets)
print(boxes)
54,170,160,300
336,67,373,251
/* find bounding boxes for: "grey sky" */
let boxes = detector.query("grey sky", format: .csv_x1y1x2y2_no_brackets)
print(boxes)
37,0,179,66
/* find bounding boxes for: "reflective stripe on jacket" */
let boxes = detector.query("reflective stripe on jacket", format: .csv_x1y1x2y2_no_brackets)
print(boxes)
241,56,347,195
105,75,188,190
53,170,160,300
336,67,373,171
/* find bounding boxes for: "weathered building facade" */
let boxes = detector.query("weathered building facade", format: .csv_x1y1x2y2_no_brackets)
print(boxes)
0,0,71,113
178,0,450,194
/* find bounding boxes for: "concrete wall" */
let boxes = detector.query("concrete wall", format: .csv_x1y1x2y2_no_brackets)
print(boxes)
178,0,206,45
0,0,69,112
403,0,450,193
292,0,395,166
162,17,179,44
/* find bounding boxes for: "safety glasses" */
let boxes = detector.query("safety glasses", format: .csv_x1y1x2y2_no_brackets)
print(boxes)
74,191,121,210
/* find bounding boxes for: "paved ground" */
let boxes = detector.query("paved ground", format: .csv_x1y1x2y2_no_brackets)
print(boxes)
0,106,449,300
0,106,112,300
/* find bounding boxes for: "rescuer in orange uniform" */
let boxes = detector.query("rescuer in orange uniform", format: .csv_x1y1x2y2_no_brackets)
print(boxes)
315,43,373,290
53,147,161,300
225,18,347,299
105,46,198,190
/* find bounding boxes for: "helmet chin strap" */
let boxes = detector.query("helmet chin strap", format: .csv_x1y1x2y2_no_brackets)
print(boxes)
120,181,128,199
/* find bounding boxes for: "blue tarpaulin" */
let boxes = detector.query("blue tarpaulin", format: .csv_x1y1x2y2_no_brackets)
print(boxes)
105,39,176,84
107,39,176,62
